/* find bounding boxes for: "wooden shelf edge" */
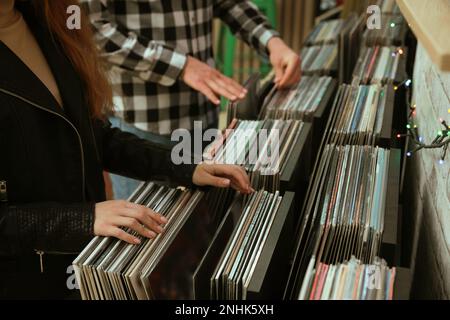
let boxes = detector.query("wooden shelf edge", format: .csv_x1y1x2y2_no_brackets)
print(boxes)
396,0,450,72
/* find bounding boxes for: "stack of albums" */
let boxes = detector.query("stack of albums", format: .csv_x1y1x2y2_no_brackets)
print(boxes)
352,46,406,85
304,19,346,46
301,44,338,76
193,191,296,300
210,190,283,300
286,145,394,300
299,256,396,300
302,15,366,83
73,182,208,300
204,119,309,192
259,76,335,121
325,84,395,146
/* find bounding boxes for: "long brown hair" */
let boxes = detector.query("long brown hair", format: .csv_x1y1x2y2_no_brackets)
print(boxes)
32,0,112,119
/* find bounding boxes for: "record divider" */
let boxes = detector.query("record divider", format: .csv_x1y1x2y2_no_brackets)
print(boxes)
381,148,401,267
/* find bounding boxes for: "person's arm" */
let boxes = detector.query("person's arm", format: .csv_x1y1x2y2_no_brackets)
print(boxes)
81,0,186,87
0,200,173,253
95,119,253,193
213,0,280,58
214,0,301,88
0,202,95,255
96,119,196,187
81,0,247,104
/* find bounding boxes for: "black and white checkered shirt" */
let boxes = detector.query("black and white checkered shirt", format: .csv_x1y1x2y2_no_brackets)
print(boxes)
82,0,279,135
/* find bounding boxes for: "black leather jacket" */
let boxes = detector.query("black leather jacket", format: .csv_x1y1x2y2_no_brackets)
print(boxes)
0,5,195,262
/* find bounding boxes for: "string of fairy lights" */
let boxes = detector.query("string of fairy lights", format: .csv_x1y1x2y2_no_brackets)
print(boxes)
392,48,450,164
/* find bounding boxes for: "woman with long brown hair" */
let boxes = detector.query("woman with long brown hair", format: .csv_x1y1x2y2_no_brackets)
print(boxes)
0,0,251,299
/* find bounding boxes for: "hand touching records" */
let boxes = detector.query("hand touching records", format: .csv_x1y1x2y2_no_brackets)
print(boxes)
94,164,252,244
193,163,253,194
94,200,168,245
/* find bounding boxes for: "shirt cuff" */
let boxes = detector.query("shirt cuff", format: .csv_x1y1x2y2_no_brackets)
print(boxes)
143,44,188,87
258,29,281,58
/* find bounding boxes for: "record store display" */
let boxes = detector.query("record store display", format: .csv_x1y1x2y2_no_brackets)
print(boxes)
73,1,411,302
352,46,405,85
73,182,209,300
259,76,335,121
301,44,338,76
204,119,307,192
298,256,396,300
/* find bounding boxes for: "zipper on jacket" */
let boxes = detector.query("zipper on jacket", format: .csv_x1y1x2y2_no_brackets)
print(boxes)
0,180,7,202
0,88,86,201
35,250,45,273
34,249,80,273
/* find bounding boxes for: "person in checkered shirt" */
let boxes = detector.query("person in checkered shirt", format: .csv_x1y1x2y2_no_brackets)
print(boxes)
82,0,301,199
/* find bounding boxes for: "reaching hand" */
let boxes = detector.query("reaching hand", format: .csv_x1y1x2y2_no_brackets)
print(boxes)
268,37,302,89
94,200,168,244
181,56,247,105
193,163,254,194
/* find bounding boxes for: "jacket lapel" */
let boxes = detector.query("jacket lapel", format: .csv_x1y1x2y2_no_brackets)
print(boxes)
0,40,65,118
21,5,86,130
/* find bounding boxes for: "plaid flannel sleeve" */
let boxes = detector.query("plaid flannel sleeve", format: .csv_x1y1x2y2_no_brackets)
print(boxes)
81,0,187,86
213,0,280,58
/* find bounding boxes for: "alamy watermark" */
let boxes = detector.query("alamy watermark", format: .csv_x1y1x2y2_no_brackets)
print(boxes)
170,121,281,175
66,5,81,30
367,5,382,30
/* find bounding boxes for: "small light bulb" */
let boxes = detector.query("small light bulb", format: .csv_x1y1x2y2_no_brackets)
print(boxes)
398,48,404,55
405,79,412,87
394,86,399,91
406,124,411,129
407,152,412,157
439,160,445,165
390,22,396,28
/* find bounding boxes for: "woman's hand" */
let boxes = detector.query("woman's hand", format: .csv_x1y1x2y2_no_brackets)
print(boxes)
192,163,254,194
94,200,168,244
268,37,302,89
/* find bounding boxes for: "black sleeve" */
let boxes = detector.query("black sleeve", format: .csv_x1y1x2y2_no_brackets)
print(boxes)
0,202,95,255
97,120,197,188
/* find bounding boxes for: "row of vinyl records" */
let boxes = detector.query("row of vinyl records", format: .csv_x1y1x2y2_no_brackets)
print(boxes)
253,81,395,147
285,144,398,300
306,6,406,47
73,145,398,300
283,3,407,299
202,119,307,192
301,4,407,79
73,184,296,300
